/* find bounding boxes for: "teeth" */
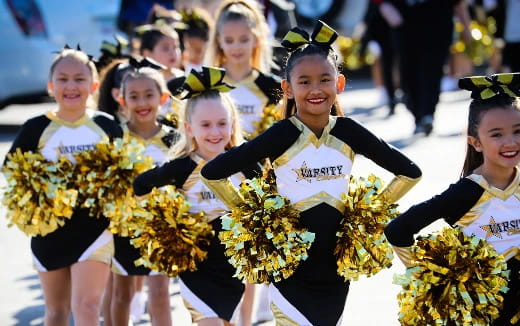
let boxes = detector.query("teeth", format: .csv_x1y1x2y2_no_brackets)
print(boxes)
502,151,518,157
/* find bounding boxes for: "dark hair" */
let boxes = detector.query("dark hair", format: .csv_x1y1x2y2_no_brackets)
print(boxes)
97,59,129,122
461,95,520,177
139,26,179,54
120,67,168,99
282,44,343,119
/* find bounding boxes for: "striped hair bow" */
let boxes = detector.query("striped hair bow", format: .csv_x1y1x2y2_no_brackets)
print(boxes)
458,73,520,100
281,20,338,52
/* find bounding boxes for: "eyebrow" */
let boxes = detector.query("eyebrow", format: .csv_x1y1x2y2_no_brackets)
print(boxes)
487,123,520,132
297,73,333,78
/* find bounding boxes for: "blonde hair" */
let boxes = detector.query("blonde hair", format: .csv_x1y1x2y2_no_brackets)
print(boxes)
170,91,244,159
205,0,272,73
49,48,99,81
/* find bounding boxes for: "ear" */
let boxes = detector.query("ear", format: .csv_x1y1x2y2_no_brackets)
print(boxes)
117,97,126,108
111,88,120,102
468,136,482,152
90,81,99,93
281,79,293,99
184,121,193,138
160,93,170,105
336,74,346,93
47,81,54,97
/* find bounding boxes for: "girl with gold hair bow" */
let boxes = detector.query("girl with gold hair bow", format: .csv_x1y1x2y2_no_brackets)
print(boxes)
201,21,422,325
133,66,262,325
385,73,520,325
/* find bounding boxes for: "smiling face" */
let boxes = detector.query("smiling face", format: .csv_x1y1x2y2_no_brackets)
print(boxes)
185,97,233,160
48,57,96,118
121,77,164,126
217,19,257,69
469,107,520,175
282,54,345,123
145,35,182,70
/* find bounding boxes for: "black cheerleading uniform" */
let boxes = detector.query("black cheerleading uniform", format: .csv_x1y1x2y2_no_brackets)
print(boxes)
6,110,122,272
112,124,180,276
223,69,281,135
201,116,422,326
133,153,261,322
385,169,520,326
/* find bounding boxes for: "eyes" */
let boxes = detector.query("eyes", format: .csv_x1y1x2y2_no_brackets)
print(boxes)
297,77,333,85
200,120,229,128
223,36,252,45
56,77,87,83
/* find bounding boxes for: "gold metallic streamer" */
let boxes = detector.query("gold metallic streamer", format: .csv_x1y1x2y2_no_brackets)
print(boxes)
337,36,375,71
249,104,282,139
72,137,153,236
335,174,397,281
1,149,77,236
219,168,315,283
130,186,213,277
394,227,510,326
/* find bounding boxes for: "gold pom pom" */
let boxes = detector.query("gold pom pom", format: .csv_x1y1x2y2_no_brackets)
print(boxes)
394,227,510,326
337,36,375,71
219,168,315,283
2,149,78,236
72,137,153,236
335,174,397,281
249,104,282,139
131,186,213,277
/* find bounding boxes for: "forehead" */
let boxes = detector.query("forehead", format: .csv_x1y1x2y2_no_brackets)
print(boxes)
289,54,336,79
479,107,520,129
155,35,178,47
125,77,158,91
192,98,231,119
219,19,253,37
52,57,91,76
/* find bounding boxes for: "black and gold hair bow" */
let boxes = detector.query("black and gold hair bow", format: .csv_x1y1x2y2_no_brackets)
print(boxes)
96,34,130,70
128,56,167,71
55,44,94,61
179,9,209,30
281,20,338,52
458,73,520,100
172,67,234,99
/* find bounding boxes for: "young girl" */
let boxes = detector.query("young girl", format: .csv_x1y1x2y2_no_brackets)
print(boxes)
5,47,122,325
177,8,213,73
384,73,520,326
133,67,261,326
200,21,422,325
206,0,281,137
139,25,184,81
105,62,180,326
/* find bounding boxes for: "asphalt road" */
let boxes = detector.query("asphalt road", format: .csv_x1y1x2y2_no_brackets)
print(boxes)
0,80,471,326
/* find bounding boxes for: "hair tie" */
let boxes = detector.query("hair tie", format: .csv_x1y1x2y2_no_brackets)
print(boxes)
458,73,520,100
281,20,338,52
95,34,130,70
174,67,234,99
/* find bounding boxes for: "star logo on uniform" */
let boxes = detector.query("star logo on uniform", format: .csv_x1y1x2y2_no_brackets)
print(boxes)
292,161,311,183
479,216,503,239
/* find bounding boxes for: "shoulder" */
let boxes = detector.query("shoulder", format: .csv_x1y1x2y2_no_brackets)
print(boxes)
22,114,51,129
254,71,282,104
254,118,300,141
91,110,123,138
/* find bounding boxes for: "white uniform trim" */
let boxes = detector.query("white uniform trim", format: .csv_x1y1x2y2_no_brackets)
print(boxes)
78,230,113,262
269,284,313,325
179,278,218,318
32,254,47,272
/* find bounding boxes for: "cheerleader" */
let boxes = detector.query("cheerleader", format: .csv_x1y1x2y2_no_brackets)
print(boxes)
205,0,282,138
4,46,122,325
107,58,180,326
200,21,422,325
133,67,261,325
385,73,520,325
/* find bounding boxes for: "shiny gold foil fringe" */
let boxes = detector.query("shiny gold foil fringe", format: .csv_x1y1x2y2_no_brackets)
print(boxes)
335,174,397,281
131,185,213,277
219,168,315,283
393,227,510,326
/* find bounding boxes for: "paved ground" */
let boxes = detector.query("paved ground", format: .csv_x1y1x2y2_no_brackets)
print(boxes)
0,79,471,325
